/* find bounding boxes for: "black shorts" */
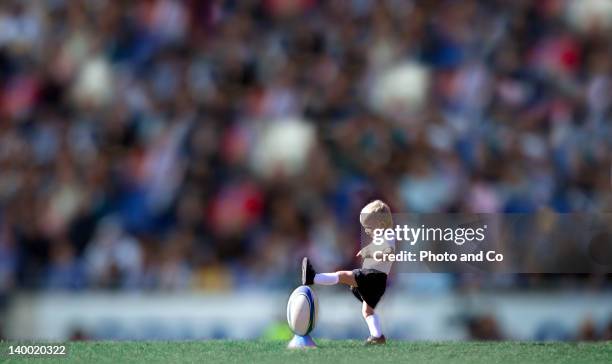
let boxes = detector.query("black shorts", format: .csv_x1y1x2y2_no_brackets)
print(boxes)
350,268,387,309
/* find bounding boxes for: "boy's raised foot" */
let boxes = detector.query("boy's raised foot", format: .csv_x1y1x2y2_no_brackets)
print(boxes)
301,257,316,285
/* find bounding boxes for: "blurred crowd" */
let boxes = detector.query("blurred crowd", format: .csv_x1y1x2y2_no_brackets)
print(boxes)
466,315,612,342
0,0,610,293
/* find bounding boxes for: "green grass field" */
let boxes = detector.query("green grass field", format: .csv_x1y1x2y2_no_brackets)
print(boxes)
2,340,611,364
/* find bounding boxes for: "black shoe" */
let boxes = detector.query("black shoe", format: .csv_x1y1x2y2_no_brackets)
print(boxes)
301,257,316,285
365,335,386,345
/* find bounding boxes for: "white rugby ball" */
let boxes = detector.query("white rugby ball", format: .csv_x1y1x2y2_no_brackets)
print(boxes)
286,285,318,336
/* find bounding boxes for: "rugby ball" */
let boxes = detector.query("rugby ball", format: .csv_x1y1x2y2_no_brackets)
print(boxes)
286,285,318,336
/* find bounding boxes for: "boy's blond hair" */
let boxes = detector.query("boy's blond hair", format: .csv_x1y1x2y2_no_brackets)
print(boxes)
360,200,393,235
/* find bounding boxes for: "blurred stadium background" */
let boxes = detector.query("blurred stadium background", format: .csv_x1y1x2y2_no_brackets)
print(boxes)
0,0,610,342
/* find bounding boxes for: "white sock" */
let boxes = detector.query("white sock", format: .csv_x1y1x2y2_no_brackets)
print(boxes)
365,314,383,338
314,273,339,285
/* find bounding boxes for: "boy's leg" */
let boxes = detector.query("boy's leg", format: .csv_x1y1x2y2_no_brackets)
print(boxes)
336,271,357,286
314,270,357,286
362,301,385,343
302,257,357,286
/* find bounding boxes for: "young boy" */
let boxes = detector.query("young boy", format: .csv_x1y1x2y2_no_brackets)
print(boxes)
302,200,394,344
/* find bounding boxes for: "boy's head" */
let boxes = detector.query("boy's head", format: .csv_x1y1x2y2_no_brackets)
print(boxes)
360,200,393,236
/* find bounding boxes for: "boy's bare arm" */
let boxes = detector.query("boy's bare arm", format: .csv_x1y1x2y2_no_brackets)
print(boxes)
356,243,374,258
357,242,394,258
